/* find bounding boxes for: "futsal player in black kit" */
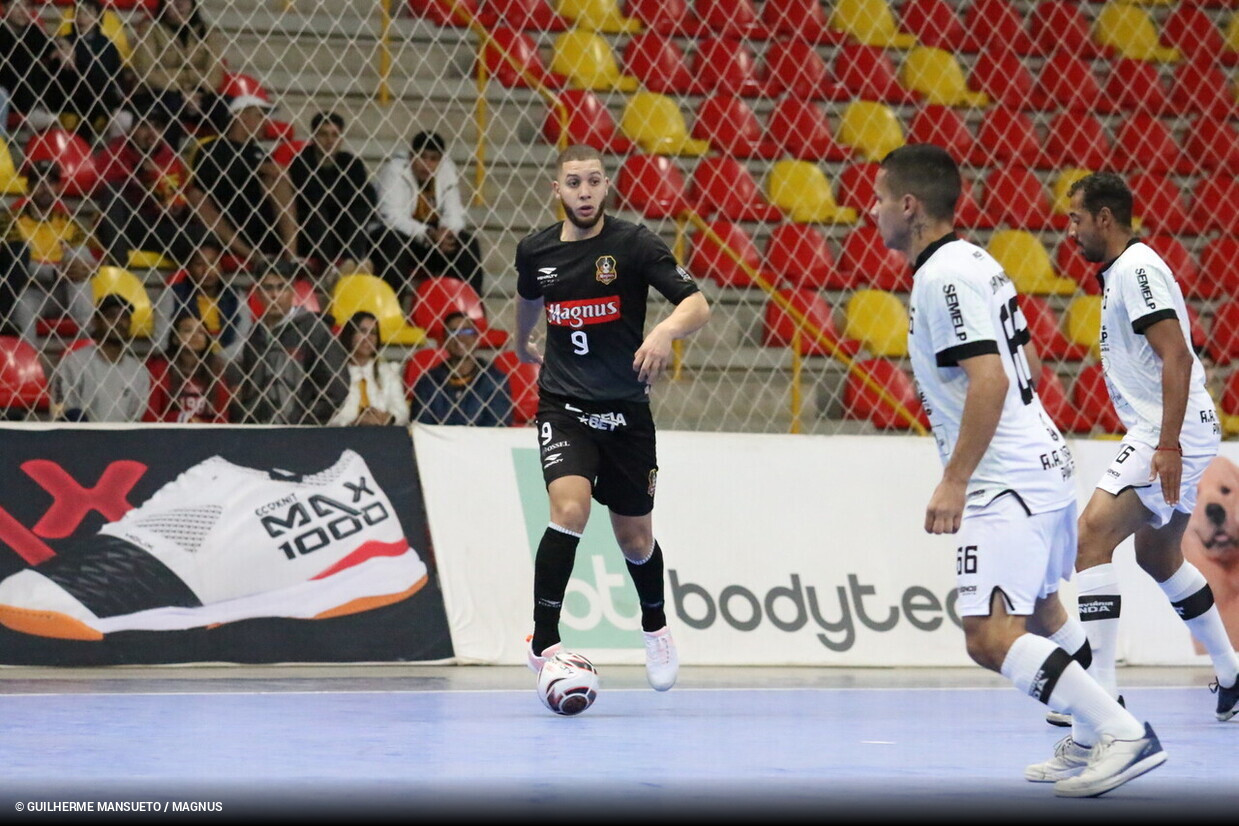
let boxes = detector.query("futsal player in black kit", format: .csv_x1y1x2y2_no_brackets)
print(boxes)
515,145,711,691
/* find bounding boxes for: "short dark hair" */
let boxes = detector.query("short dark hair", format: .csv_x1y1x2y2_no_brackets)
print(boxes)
96,294,134,317
260,260,298,282
1067,172,1133,228
311,111,344,133
410,131,445,155
556,144,605,173
879,144,961,223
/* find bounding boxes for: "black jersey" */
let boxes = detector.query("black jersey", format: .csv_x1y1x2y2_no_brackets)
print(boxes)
515,216,700,403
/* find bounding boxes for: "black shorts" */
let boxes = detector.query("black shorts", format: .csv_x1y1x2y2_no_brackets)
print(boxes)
535,391,658,517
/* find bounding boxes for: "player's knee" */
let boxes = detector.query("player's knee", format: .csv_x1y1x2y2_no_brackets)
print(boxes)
550,501,590,533
1076,513,1114,568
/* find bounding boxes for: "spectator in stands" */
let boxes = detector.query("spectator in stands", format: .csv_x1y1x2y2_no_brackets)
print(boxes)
0,0,70,132
231,260,347,424
413,311,512,426
13,242,94,346
186,94,300,270
0,211,30,335
288,111,376,281
371,130,485,300
328,310,408,427
145,312,232,422
12,160,90,278
95,105,196,265
61,0,128,141
130,0,227,149
51,294,150,422
153,236,252,364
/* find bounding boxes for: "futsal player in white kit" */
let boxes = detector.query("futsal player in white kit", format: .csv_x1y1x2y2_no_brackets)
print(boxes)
1061,172,1239,729
873,145,1164,797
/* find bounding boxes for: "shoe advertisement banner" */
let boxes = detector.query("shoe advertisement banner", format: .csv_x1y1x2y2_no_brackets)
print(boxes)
0,425,455,665
414,424,1223,668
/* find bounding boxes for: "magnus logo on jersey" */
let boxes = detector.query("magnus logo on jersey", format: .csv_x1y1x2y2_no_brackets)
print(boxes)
595,255,617,285
546,297,621,328
942,284,967,341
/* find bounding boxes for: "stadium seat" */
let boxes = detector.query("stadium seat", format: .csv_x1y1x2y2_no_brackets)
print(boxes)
961,0,1040,55
1064,295,1103,359
1208,300,1239,365
1042,112,1110,170
1037,364,1091,433
765,98,852,162
688,37,771,98
0,336,49,413
982,166,1063,230
403,346,450,398
1128,172,1191,235
0,139,25,195
829,0,917,48
834,44,920,105
486,0,569,31
491,350,541,425
955,177,991,230
899,0,966,50
696,0,773,39
843,358,927,430
967,50,1035,109
622,0,705,37
91,267,154,339
1093,3,1179,63
270,139,308,166
407,0,495,27
1071,362,1124,434
762,289,859,357
760,0,846,44
687,156,784,222
480,28,567,89
1222,371,1239,434
1200,238,1239,302
1029,1,1102,59
550,30,639,91
1227,10,1239,64
762,39,850,102
837,101,905,163
834,161,879,214
1020,294,1088,361
987,230,1076,295
907,105,979,168
1055,237,1099,295
845,290,909,359
971,106,1041,167
1029,52,1103,112
688,220,769,288
618,92,710,156
1097,57,1172,116
23,129,99,197
839,226,910,292
1185,303,1207,353
1168,58,1236,118
690,95,780,160
556,0,641,32
620,32,703,95
1187,176,1239,235
766,161,858,225
899,46,989,107
1181,115,1239,170
329,274,426,346
1162,5,1236,66
1110,113,1188,174
764,224,848,290
1143,234,1203,300
1051,168,1094,219
542,89,634,153
613,154,693,218
412,277,508,348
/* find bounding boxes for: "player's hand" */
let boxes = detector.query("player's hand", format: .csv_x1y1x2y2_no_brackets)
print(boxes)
633,329,674,385
516,340,543,365
925,478,967,535
1150,448,1182,506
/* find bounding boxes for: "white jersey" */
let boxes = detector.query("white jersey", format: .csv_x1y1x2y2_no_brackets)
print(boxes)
1097,240,1220,457
908,236,1076,514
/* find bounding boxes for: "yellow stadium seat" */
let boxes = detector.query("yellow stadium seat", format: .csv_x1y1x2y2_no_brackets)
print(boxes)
556,0,642,33
837,101,905,162
844,289,909,357
987,230,1077,296
1064,294,1103,358
619,92,710,156
1227,13,1239,59
126,250,177,270
830,0,917,48
0,140,26,196
91,267,154,339
1094,3,1179,63
899,46,989,107
1051,168,1093,216
551,30,640,92
330,274,426,346
765,160,858,224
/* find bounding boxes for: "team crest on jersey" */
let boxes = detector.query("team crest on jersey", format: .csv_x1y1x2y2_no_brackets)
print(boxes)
596,255,618,285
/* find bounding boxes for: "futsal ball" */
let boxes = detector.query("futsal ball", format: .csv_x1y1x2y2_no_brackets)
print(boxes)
537,651,600,716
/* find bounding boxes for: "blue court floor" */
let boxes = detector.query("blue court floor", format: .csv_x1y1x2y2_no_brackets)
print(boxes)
1,665,1236,822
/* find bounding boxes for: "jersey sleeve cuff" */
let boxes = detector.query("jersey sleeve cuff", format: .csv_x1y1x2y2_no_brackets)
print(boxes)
936,340,999,367
1131,308,1177,335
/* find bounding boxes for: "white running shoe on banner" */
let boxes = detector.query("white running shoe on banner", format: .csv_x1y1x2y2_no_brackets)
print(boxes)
0,450,428,640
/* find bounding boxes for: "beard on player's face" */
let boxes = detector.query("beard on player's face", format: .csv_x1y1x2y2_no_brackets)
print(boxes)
565,203,604,230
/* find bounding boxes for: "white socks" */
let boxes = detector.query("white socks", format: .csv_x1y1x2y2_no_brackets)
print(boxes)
1075,563,1122,698
1159,561,1239,689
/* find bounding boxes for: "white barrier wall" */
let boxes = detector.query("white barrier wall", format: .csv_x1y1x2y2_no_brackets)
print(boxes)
415,425,1232,669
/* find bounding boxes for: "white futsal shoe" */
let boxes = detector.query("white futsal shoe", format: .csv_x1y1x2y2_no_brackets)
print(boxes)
526,635,563,673
0,450,427,640
643,625,679,691
1053,723,1167,798
1024,735,1091,782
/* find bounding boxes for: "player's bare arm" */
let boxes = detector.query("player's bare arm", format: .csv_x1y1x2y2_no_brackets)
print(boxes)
1145,317,1193,506
515,296,545,365
633,292,710,385
926,352,1007,535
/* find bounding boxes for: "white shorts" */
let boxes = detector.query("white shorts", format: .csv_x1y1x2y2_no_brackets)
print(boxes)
1095,438,1212,529
955,493,1078,618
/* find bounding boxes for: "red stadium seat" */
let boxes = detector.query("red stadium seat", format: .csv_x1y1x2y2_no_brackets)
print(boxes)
1182,115,1239,171
1144,234,1204,300
542,89,634,154
1029,52,1102,112
1042,112,1111,170
843,358,927,431
1169,58,1237,118
407,0,495,26
1020,294,1089,362
1129,172,1191,235
982,166,1062,230
270,139,307,167
762,289,859,357
411,277,509,348
835,161,880,214
1186,304,1207,353
485,0,569,31
760,0,845,44
622,0,706,37
1223,371,1239,419
1187,177,1239,235
689,37,771,98
899,0,966,50
690,95,779,160
764,224,848,290
1071,362,1124,434
1110,114,1190,175
967,50,1035,109
614,154,693,218
907,105,979,167
839,226,911,292
688,220,769,288
1037,365,1090,433
0,335,49,413
620,32,703,95
23,129,99,197
403,346,450,397
480,28,567,89
687,157,783,222
765,98,852,162
1162,5,1236,66
961,0,1040,55
1029,1,1102,59
955,177,992,230
1097,58,1171,116
835,44,920,106
971,106,1041,167
696,0,772,39
763,39,849,102
491,350,541,425
1201,238,1239,302
1055,237,1100,295
1207,300,1239,365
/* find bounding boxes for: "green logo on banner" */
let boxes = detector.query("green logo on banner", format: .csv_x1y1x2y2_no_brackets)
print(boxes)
513,447,640,649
